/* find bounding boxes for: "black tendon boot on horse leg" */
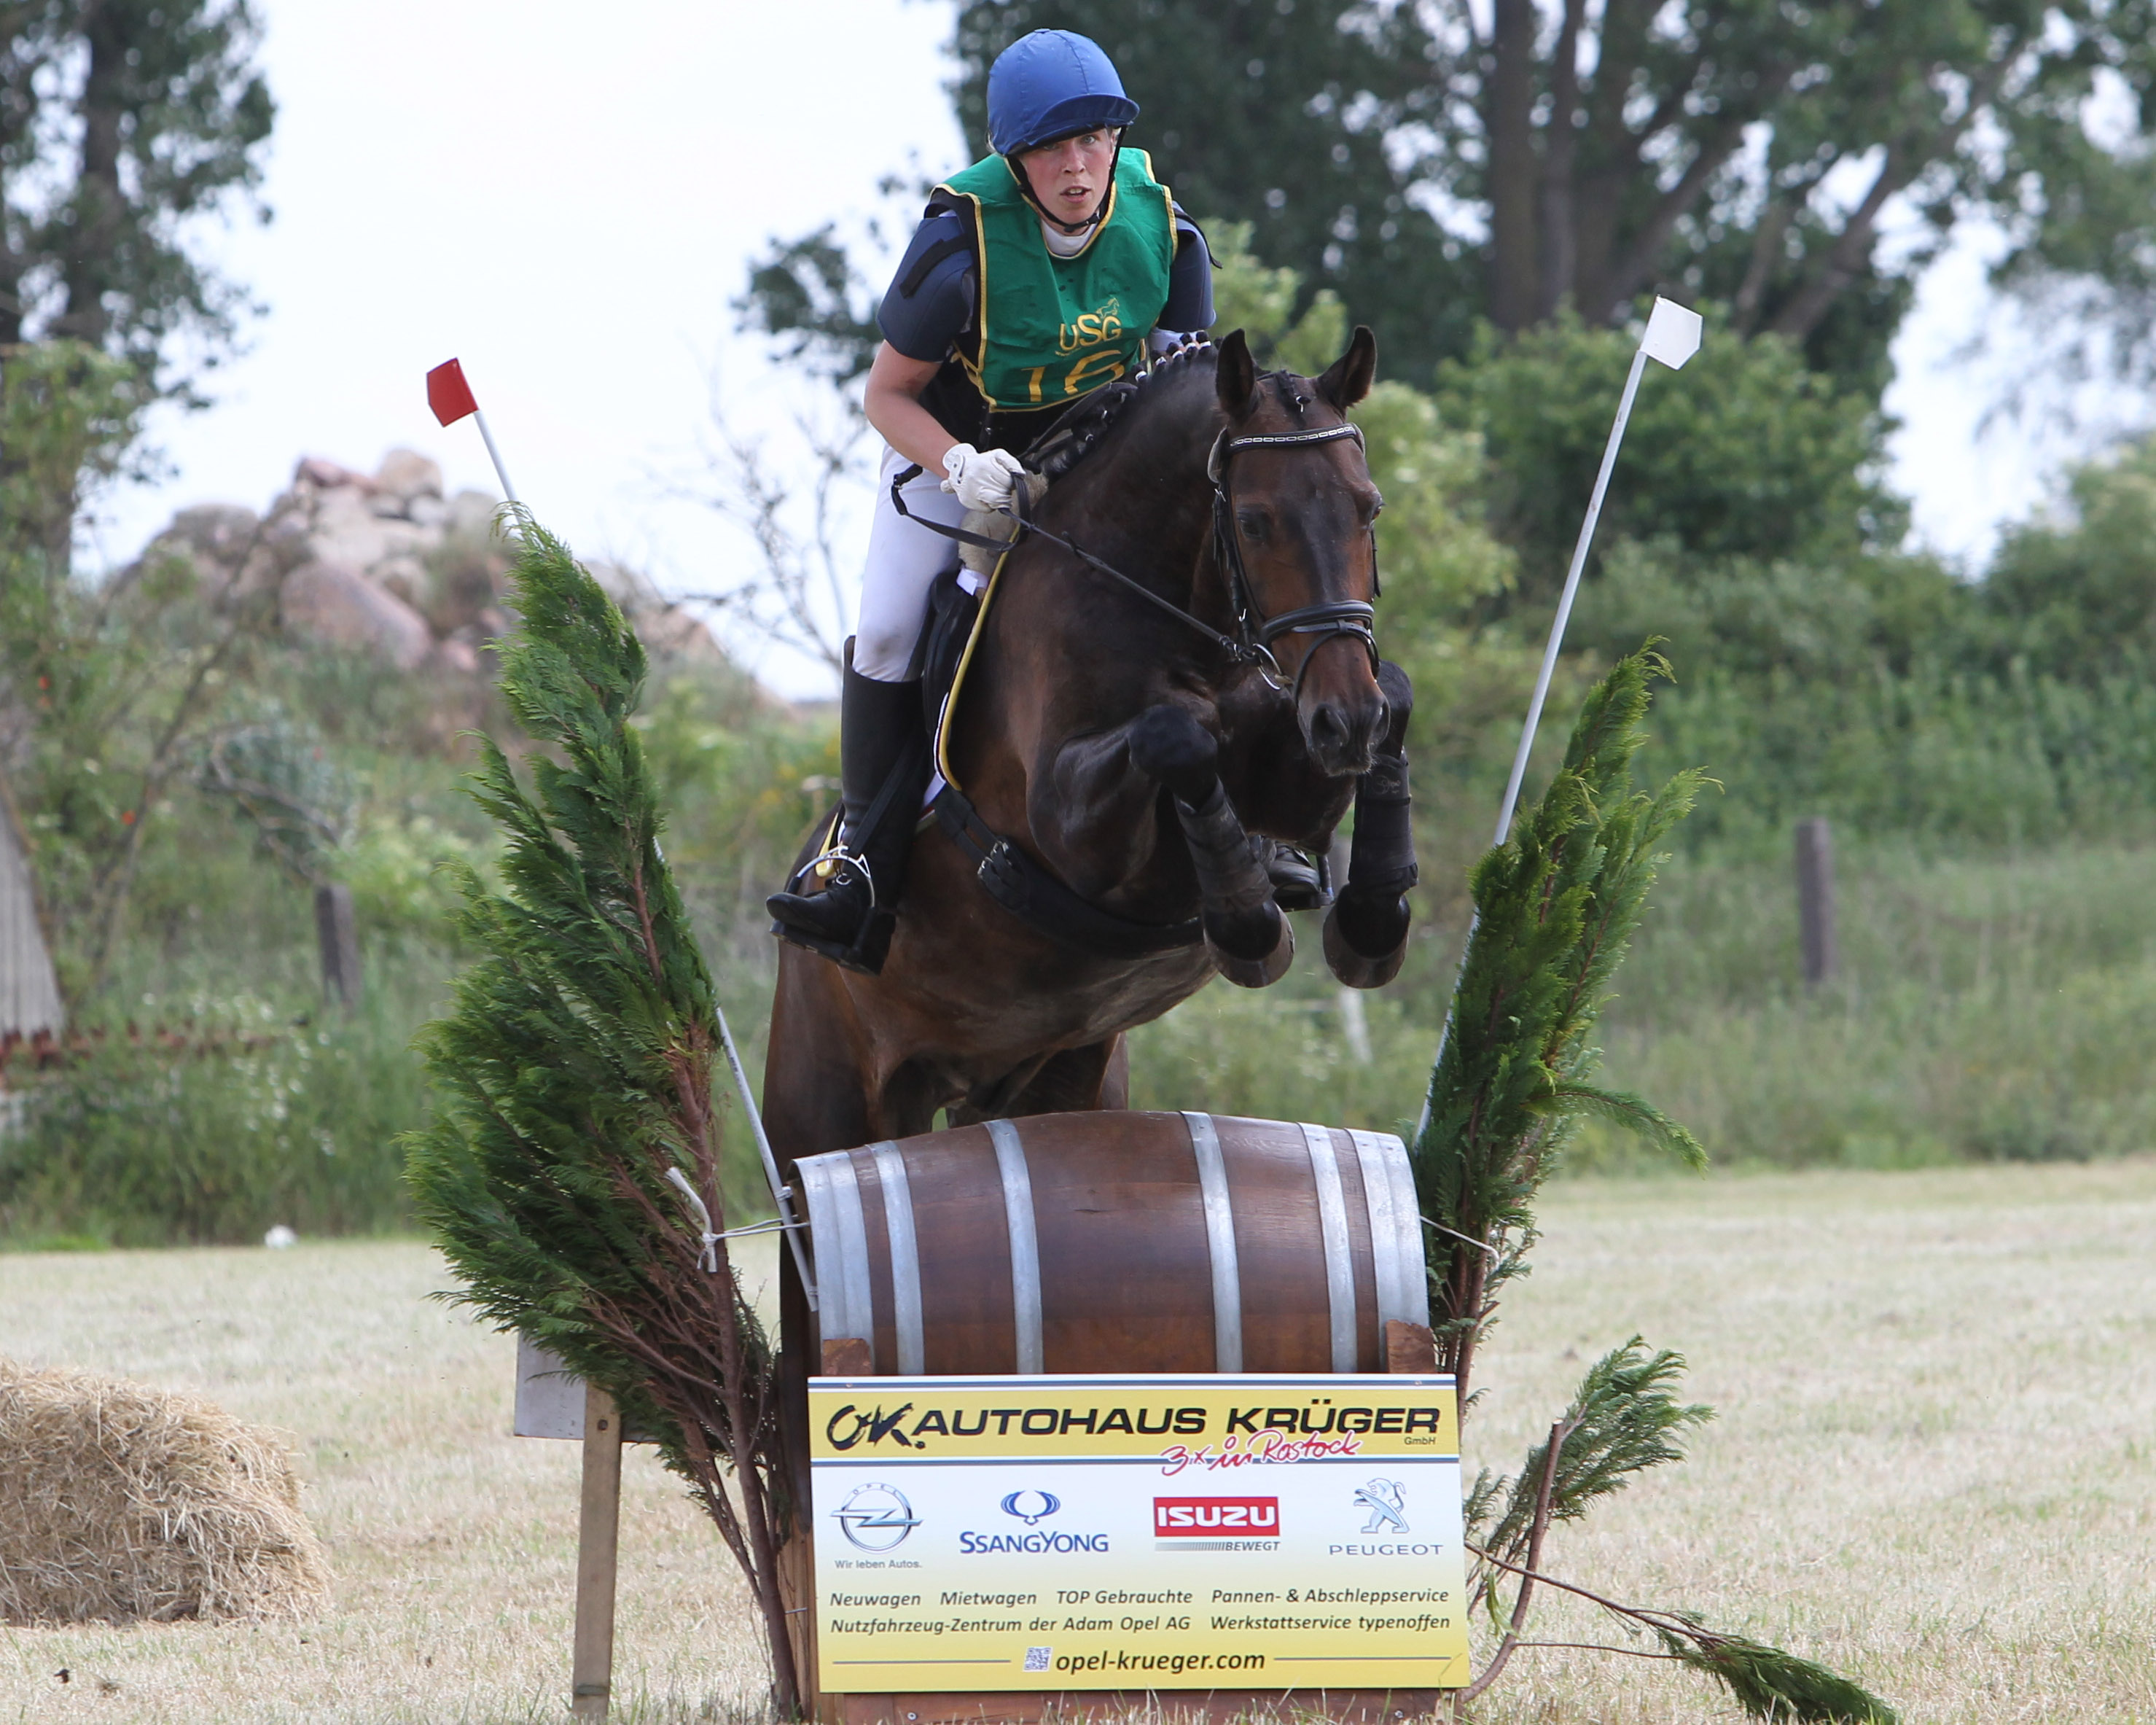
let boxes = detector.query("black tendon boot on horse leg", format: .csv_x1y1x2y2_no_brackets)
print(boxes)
768,666,931,976
1128,704,1293,989
1324,658,1418,989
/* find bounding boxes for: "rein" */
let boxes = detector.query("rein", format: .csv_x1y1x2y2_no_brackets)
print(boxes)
888,416,1380,693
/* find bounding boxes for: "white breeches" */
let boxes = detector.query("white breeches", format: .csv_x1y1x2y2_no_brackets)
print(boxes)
854,446,969,682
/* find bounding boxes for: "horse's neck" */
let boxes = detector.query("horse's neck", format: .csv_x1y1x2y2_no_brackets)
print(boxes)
1066,408,1221,610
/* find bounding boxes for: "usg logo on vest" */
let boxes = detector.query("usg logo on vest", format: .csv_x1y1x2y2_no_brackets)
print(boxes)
1153,1497,1281,1550
1057,298,1125,354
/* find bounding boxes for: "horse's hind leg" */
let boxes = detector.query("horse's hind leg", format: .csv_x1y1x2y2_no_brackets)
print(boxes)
1128,705,1293,988
999,1034,1130,1118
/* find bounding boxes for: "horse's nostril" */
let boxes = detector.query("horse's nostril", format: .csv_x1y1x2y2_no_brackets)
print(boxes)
1311,705,1348,749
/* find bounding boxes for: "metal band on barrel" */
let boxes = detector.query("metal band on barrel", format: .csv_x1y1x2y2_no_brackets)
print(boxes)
1184,1112,1244,1373
869,1141,925,1375
1352,1129,1431,1329
1300,1122,1359,1372
987,1119,1044,1374
796,1150,877,1365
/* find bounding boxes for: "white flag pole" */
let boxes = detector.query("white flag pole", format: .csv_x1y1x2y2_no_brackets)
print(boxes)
1415,298,1703,1140
473,409,519,505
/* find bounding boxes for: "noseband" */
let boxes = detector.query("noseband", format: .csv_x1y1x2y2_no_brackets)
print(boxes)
1206,420,1381,698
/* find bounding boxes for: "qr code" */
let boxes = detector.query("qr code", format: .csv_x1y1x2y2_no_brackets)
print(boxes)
1024,1647,1052,1673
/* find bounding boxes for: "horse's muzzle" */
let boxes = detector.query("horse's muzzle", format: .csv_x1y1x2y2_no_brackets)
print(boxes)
1302,692,1383,778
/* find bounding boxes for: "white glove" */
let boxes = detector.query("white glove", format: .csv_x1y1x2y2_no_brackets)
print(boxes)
940,443,1026,513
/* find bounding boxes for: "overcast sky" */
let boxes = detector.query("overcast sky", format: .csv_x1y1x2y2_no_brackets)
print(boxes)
85,0,2133,697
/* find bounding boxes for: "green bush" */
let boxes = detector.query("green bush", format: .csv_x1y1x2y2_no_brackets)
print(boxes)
0,987,428,1246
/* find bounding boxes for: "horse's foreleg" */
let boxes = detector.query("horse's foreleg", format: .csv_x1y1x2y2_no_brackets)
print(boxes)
1324,659,1418,989
1126,704,1293,989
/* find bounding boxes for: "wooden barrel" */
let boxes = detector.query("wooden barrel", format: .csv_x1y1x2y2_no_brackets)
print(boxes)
793,1110,1426,1376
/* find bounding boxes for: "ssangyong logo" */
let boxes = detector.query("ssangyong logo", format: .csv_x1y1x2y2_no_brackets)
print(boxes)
1154,1496,1281,1538
1001,1490,1061,1526
832,1483,921,1551
961,1488,1106,1554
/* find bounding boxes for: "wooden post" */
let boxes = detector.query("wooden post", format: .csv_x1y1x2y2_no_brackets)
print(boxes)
571,1382,625,1721
1794,817,1837,989
313,882,362,1010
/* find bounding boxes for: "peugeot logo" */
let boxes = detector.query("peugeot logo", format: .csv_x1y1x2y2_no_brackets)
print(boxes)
1354,1478,1408,1535
834,1483,921,1551
1000,1490,1061,1527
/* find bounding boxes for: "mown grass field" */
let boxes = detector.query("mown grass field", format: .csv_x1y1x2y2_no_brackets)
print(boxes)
4,1159,2151,1724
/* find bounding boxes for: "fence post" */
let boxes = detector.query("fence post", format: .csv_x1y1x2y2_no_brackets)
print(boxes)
1794,818,1837,989
571,1383,625,1721
313,883,362,1010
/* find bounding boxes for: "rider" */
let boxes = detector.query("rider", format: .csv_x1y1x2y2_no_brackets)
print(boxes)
768,28,1216,973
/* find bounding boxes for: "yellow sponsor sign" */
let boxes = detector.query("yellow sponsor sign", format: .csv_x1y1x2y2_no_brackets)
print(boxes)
810,1374,1468,1693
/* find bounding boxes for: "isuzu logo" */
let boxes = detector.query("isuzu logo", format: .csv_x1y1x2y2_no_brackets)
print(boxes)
1152,1496,1280,1536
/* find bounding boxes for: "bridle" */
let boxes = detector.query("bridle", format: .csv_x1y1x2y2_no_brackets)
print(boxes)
1205,418,1381,698
891,410,1382,698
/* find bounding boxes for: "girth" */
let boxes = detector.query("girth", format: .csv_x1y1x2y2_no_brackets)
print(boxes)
933,781,1204,957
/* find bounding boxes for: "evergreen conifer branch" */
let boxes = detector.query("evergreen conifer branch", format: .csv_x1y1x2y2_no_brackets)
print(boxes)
1468,1339,1712,1610
404,515,802,1715
1460,1544,1899,1724
1417,647,1704,1404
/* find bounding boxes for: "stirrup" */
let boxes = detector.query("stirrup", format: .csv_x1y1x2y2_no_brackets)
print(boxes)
1263,842,1332,913
786,842,876,900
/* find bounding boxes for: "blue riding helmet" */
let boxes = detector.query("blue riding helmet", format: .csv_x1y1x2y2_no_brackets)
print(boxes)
986,29,1140,157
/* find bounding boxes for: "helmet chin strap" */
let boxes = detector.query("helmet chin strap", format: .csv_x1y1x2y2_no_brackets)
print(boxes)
1009,134,1122,237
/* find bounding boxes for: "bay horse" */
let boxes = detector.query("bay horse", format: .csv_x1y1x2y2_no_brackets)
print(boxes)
760,329,1418,1162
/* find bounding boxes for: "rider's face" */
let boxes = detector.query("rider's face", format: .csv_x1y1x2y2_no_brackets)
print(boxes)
1018,128,1118,227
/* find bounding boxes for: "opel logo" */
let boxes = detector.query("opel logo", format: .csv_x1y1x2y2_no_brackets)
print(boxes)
834,1483,921,1551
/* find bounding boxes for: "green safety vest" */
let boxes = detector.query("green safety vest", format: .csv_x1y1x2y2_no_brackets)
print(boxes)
937,149,1176,413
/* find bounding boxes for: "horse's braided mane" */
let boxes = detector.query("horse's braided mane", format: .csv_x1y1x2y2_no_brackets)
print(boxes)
1024,338,1222,483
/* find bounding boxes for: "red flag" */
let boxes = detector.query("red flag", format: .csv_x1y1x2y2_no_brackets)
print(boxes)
426,358,479,427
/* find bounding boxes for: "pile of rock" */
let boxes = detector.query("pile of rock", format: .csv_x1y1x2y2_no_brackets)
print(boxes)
141,449,722,672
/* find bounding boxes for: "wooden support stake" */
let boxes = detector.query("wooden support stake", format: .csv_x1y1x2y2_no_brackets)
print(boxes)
1794,817,1837,989
313,881,362,1010
571,1382,625,1721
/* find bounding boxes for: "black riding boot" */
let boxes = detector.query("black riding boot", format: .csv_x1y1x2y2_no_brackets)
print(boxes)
767,667,931,976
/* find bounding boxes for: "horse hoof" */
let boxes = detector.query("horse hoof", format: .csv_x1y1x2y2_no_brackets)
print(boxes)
1324,897,1408,989
1209,906,1293,989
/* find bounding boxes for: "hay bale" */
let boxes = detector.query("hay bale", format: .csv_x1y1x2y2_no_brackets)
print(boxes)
0,1357,330,1624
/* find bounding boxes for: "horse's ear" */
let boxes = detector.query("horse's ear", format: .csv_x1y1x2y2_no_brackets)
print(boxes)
1215,329,1257,421
1316,325,1378,410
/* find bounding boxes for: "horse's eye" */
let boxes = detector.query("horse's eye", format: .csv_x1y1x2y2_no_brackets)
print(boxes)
1236,508,1270,542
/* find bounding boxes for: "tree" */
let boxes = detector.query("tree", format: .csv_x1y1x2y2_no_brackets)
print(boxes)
407,520,803,1716
1978,432,2156,680
1434,310,1903,596
946,0,2156,392
0,340,271,1002
1,0,274,394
